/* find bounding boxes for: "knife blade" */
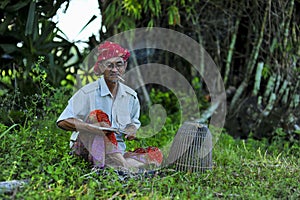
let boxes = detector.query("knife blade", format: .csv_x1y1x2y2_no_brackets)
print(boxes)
88,124,126,134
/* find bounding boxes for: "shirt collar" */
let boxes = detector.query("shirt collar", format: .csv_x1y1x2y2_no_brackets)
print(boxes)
98,76,127,97
117,82,127,97
98,76,111,97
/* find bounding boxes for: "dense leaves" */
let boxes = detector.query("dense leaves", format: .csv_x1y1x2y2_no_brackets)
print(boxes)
1,0,300,139
0,0,82,94
101,0,300,139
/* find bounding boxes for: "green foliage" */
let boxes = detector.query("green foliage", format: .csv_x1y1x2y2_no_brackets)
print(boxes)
1,115,299,199
126,88,181,153
10,80,297,199
167,5,180,25
128,85,210,153
149,88,180,117
0,0,82,96
261,63,271,79
123,0,142,20
101,0,300,141
102,0,162,31
269,127,300,155
0,59,72,127
0,76,299,199
0,1,300,198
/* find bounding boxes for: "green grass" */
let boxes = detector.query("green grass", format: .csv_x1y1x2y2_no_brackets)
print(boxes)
0,116,299,199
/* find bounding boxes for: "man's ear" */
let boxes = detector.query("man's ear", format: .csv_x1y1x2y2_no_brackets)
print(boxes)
98,62,106,74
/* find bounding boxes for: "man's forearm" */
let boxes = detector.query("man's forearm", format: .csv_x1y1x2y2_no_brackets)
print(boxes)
57,118,108,136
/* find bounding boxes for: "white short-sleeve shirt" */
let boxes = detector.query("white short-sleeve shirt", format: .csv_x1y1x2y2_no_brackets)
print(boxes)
56,76,141,153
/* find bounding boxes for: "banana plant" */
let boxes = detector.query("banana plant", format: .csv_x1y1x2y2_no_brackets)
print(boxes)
0,0,81,95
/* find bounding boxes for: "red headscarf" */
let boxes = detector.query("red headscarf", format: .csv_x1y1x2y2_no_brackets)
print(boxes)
94,41,130,75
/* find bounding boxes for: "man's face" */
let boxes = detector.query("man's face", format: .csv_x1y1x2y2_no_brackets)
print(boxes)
102,57,127,83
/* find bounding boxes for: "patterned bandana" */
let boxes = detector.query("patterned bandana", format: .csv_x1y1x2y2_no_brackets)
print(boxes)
94,41,130,75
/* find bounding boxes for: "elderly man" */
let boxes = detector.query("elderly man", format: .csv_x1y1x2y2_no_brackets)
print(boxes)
56,41,162,171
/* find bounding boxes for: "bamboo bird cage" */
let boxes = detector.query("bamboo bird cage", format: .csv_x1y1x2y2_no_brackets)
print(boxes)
165,121,213,173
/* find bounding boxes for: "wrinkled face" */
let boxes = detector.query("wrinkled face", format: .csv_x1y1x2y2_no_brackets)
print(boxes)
100,57,127,83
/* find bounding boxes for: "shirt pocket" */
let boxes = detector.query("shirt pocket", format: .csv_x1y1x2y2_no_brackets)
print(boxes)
116,97,131,127
116,107,131,126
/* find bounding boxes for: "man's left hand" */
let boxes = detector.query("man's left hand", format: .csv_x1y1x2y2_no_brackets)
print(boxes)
124,124,137,140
